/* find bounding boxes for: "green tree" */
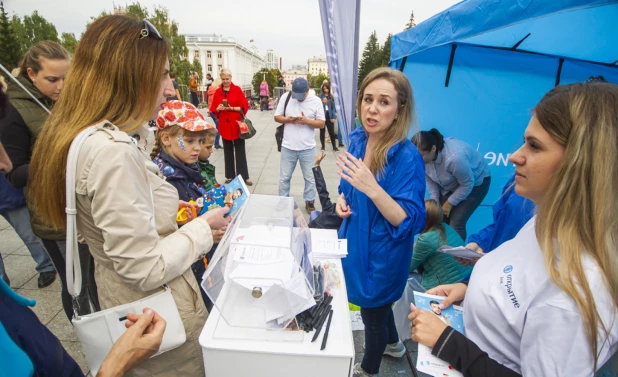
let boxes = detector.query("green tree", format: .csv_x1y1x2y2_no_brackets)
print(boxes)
380,33,392,66
86,3,189,85
404,11,416,30
0,2,21,71
10,11,59,56
252,68,278,97
60,32,78,54
311,73,330,90
358,30,381,86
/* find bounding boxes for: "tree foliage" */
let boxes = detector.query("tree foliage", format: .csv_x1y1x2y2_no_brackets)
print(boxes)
0,2,21,71
404,11,416,30
252,68,281,97
60,32,78,54
358,30,381,86
86,3,190,85
10,10,59,56
380,33,392,66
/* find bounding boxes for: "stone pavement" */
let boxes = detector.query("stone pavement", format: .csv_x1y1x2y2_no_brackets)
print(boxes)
0,110,429,377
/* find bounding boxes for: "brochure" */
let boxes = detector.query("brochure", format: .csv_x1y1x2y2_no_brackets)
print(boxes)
413,291,464,377
197,175,250,216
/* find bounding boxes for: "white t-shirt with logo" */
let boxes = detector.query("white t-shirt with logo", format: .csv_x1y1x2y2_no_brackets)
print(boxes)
275,92,325,151
465,216,618,376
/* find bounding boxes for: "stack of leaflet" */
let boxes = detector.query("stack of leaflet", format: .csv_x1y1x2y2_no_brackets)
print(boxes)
309,229,348,260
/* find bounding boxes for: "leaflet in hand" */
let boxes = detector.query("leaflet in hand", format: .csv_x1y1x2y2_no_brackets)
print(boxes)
438,245,481,260
198,175,250,216
413,291,464,377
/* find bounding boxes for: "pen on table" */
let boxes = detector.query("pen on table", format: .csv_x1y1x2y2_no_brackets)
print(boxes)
320,309,334,350
311,294,333,328
311,304,332,342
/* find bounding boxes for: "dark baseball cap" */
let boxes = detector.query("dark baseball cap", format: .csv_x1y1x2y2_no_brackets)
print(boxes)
291,78,309,100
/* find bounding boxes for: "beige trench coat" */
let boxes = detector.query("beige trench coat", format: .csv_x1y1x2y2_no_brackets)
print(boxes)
75,122,211,377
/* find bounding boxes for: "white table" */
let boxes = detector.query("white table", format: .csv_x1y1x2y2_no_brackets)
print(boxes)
199,259,355,377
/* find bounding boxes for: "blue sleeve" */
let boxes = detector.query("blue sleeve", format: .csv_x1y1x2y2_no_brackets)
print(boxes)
446,153,475,206
467,224,494,252
379,154,427,239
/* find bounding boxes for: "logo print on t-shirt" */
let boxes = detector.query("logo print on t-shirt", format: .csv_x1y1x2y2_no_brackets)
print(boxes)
503,265,513,273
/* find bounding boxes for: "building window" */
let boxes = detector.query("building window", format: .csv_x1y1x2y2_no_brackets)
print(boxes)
194,50,200,59
217,51,222,58
207,50,212,58
218,64,222,71
208,64,212,72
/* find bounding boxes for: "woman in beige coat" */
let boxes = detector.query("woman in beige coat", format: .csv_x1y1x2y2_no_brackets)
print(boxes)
29,16,231,376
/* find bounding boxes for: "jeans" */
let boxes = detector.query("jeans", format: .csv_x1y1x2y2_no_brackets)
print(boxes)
42,239,99,322
260,96,268,111
361,303,399,375
190,91,199,107
223,138,249,180
0,206,55,285
279,147,316,202
210,112,221,148
440,176,491,240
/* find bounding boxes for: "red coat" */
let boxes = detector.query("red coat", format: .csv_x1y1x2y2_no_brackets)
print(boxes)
209,83,248,140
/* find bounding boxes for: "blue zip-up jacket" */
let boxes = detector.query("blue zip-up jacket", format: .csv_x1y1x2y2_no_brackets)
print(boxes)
318,93,336,119
153,150,208,202
339,128,426,308
467,176,535,252
0,279,83,377
0,174,26,213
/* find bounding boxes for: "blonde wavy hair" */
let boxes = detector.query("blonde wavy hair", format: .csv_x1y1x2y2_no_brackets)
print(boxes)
534,82,618,370
355,67,415,174
30,15,170,228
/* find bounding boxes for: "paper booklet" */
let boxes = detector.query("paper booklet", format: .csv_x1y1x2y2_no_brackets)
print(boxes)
438,245,482,260
413,291,465,377
197,175,250,217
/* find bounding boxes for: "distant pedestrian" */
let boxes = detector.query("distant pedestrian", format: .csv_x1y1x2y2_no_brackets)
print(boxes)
260,79,269,111
274,78,325,213
207,77,223,149
318,81,338,151
168,72,181,101
189,71,199,107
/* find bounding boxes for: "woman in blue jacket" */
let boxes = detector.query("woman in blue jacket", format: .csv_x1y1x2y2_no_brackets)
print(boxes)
336,67,426,377
318,81,339,151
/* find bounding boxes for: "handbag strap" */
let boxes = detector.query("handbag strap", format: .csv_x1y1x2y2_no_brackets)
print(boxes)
65,125,99,316
283,91,292,117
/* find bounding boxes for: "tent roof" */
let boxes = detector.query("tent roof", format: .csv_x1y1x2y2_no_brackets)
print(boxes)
391,0,618,65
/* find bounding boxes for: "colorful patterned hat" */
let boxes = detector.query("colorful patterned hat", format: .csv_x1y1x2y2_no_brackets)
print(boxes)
156,100,215,132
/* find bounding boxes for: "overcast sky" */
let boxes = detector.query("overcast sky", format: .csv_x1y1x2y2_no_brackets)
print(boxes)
5,0,460,69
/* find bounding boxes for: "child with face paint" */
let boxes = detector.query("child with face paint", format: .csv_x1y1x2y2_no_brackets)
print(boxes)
151,101,218,204
151,101,219,307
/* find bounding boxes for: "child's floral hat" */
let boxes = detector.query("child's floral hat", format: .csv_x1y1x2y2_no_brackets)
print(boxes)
156,100,215,132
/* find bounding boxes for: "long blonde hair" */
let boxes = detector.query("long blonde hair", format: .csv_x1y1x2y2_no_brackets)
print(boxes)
30,15,170,228
355,67,415,174
534,82,618,370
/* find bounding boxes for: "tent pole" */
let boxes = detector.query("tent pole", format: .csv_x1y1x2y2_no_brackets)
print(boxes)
445,44,457,87
399,56,408,72
510,33,531,50
555,58,565,86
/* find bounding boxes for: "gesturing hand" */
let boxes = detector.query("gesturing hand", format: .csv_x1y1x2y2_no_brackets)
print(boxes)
314,152,326,167
408,303,448,348
336,152,378,196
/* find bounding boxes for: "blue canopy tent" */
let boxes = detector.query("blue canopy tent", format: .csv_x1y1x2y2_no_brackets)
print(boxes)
390,0,618,237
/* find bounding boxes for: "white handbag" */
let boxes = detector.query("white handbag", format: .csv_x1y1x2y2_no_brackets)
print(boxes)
66,126,187,375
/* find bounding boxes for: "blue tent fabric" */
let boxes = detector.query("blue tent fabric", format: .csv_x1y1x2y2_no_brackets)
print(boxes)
390,0,618,236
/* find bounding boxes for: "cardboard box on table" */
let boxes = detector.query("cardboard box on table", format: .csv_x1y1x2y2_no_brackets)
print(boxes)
199,194,354,377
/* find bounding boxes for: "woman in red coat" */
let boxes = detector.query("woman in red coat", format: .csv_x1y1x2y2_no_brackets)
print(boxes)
209,68,252,185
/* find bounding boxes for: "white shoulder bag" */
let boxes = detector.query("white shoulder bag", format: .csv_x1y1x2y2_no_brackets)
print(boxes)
66,126,187,375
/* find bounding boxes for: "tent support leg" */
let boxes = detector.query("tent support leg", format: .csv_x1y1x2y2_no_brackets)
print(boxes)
399,56,408,72
445,44,457,87
555,58,564,86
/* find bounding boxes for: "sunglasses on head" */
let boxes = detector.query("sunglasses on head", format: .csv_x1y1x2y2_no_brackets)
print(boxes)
140,19,163,40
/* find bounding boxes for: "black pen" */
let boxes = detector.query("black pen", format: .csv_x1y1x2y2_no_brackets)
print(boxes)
311,304,332,342
320,309,334,350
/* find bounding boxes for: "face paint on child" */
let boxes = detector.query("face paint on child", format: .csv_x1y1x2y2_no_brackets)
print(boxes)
177,135,187,151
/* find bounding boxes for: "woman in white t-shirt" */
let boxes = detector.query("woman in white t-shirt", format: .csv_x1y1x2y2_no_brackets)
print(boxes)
408,82,618,377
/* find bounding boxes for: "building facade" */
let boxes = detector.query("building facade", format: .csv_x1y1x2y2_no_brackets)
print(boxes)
307,56,328,76
282,68,309,88
265,49,280,70
185,34,265,95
